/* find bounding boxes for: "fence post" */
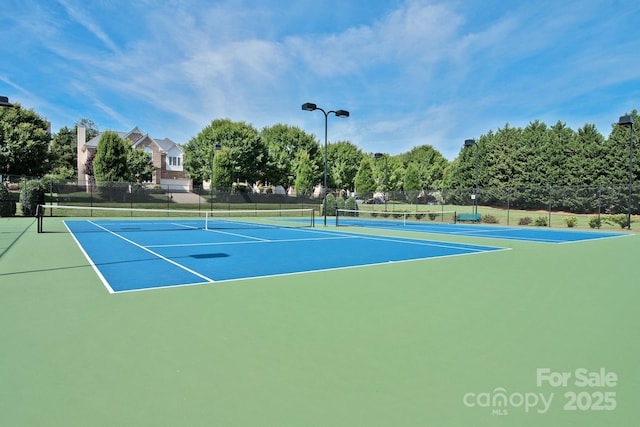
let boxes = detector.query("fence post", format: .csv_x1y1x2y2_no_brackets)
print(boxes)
548,185,552,227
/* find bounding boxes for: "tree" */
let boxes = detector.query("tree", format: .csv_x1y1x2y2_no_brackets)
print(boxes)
212,148,234,189
327,141,364,190
261,124,321,188
49,119,99,180
354,158,376,193
403,163,422,203
294,150,317,195
127,149,154,183
19,179,45,216
184,119,267,186
0,103,51,178
0,183,16,216
93,131,130,183
399,145,448,190
50,126,77,179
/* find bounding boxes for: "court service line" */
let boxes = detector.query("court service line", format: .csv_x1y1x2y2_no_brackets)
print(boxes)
301,227,506,251
203,227,270,242
146,234,357,248
87,220,215,283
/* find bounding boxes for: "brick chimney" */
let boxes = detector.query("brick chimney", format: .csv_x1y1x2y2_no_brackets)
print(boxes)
77,126,86,186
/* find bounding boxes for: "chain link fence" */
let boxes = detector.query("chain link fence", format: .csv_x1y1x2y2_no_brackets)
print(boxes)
2,176,639,228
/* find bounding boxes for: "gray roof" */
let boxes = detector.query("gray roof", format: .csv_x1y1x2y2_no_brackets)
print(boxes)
84,127,183,154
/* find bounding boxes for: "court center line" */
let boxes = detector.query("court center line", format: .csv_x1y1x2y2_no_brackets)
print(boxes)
87,220,215,283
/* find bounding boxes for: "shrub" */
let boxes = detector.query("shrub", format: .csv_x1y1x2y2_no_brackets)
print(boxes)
321,193,338,216
415,213,425,220
428,213,437,221
344,197,358,216
481,214,499,224
20,179,46,216
0,184,17,217
149,185,166,194
564,216,578,228
534,216,548,227
589,216,601,229
603,214,631,229
518,216,532,226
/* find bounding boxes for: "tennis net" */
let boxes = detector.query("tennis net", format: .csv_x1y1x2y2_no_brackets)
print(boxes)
335,208,456,228
36,204,315,233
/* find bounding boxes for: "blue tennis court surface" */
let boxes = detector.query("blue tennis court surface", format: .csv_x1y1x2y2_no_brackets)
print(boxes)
65,219,506,293
335,218,627,243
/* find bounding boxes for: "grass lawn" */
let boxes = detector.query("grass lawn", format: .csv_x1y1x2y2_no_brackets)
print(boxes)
0,215,638,426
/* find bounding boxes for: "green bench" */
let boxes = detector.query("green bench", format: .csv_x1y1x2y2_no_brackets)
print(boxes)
456,213,481,223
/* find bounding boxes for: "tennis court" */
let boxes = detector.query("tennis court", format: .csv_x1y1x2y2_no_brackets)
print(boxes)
335,209,627,243
63,216,505,293
1,207,638,427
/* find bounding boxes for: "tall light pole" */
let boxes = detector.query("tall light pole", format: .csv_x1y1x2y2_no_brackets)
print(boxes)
209,143,221,210
301,102,349,225
619,115,635,230
464,139,478,214
0,96,14,181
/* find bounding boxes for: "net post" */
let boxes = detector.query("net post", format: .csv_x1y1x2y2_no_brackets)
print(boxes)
36,204,45,233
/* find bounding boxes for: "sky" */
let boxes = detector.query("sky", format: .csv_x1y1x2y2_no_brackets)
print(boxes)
1,0,639,160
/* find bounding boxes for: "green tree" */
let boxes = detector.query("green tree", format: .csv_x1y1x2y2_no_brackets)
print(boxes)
564,123,603,186
49,119,99,180
127,149,154,183
261,124,321,188
93,131,130,183
403,162,422,203
185,119,267,186
327,141,364,190
19,179,45,216
294,150,318,195
212,148,234,189
399,145,448,189
0,103,51,177
0,183,16,216
49,126,77,179
354,158,376,193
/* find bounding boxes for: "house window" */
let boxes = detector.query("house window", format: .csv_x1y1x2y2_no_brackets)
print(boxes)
167,156,182,167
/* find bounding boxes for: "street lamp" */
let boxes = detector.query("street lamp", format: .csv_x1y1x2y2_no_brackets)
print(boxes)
464,139,478,214
301,102,350,225
619,115,635,230
0,96,13,181
0,96,12,108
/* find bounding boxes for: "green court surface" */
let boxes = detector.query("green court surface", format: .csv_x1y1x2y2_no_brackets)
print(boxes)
1,217,638,426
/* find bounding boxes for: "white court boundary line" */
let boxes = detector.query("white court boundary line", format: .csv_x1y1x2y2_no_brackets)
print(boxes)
67,220,216,293
64,221,116,294
67,219,509,294
113,247,511,294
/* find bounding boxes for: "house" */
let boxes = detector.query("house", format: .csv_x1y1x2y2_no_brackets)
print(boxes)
77,126,192,191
